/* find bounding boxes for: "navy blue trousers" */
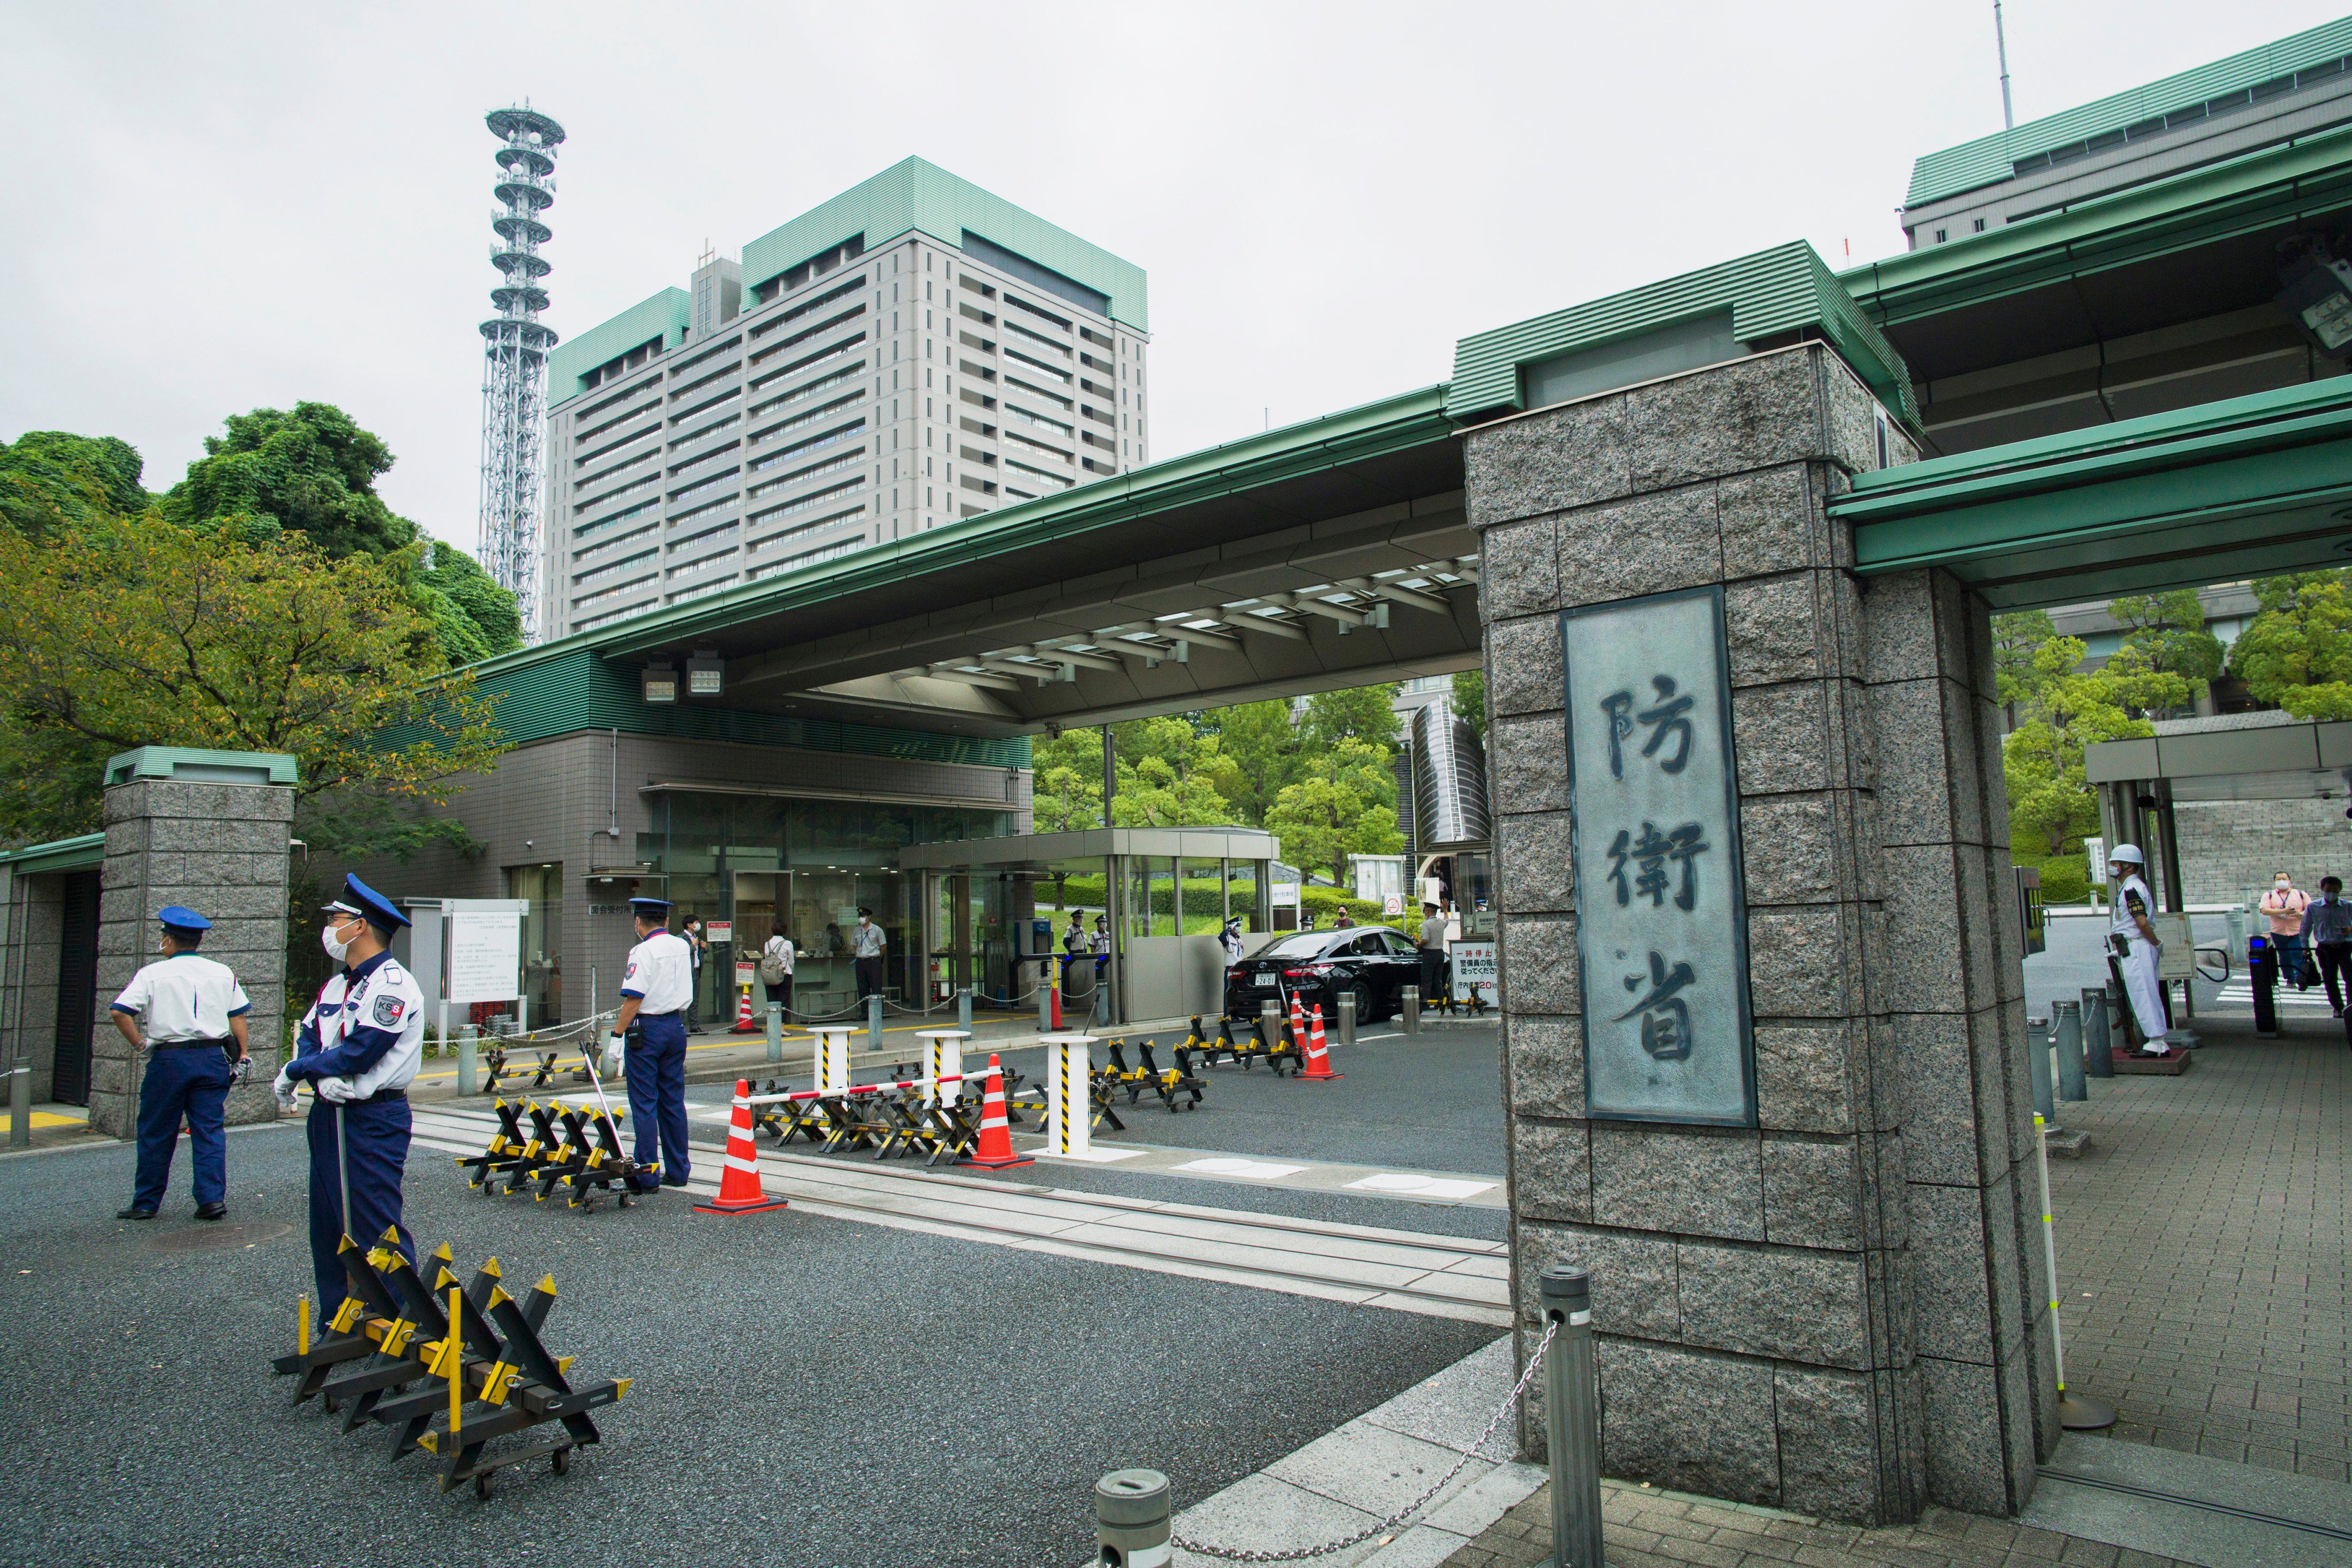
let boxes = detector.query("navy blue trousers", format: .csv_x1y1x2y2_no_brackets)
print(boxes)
626,1014,690,1190
133,1046,234,1209
307,1096,414,1310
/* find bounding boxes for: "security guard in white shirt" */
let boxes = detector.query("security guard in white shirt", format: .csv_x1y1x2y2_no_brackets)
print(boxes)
274,875,425,1311
604,897,693,1193
2106,845,2171,1051
111,906,252,1222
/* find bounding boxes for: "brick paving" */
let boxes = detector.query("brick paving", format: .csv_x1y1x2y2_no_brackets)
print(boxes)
2048,1020,2351,1479
1439,1480,2186,1567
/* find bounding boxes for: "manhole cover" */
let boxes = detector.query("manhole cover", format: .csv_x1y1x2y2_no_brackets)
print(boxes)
149,1220,292,1255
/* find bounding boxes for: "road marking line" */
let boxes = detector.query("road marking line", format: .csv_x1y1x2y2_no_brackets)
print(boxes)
1174,1156,1311,1179
1347,1173,1498,1200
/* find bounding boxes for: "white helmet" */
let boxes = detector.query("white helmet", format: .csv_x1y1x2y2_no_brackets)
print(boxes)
2107,844,2145,866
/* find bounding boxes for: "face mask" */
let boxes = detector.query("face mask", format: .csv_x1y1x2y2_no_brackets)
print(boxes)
322,921,353,961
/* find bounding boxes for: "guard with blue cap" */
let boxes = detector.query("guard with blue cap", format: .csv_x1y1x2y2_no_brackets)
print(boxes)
604,895,693,1193
110,905,251,1222
275,875,426,1310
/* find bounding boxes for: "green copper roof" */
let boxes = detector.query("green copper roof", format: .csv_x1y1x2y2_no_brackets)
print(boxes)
0,832,103,875
1906,17,2352,209
1449,241,1918,424
739,157,1145,331
549,288,690,401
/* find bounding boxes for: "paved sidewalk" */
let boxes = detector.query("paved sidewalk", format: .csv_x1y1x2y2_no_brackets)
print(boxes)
1439,1480,2188,1567
2048,1022,2351,1478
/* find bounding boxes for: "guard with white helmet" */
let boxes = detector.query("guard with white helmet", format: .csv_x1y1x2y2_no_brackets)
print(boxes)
110,905,252,1222
604,896,693,1194
275,875,426,1309
2104,845,2170,1051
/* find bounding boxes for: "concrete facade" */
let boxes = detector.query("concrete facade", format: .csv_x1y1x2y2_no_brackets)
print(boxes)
2175,794,2352,906
1469,344,2052,1525
88,778,294,1137
0,872,70,1103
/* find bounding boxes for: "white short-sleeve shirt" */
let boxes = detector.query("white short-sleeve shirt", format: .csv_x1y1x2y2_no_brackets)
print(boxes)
111,953,250,1042
623,930,695,1014
852,921,886,958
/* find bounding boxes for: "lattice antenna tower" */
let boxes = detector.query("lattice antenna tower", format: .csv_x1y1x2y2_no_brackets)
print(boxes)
478,103,566,644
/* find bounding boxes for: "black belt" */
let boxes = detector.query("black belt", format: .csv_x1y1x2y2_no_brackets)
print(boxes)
153,1037,234,1051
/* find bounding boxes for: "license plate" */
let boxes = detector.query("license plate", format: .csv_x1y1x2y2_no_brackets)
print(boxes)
1254,974,1277,988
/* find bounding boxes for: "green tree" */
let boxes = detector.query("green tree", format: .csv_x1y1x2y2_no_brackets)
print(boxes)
0,511,509,858
164,403,520,664
1992,609,2057,727
2229,569,2352,719
1265,736,1404,887
1202,700,1297,827
1031,725,1103,833
2106,589,2222,715
0,431,149,537
1450,669,1487,743
1111,717,1238,826
2000,635,2159,855
1299,682,1401,751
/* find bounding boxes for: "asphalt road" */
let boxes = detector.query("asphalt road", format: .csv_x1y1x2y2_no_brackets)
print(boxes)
1,1123,1499,1568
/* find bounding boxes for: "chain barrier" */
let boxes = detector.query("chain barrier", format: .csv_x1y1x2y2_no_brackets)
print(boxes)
1171,1318,1558,1563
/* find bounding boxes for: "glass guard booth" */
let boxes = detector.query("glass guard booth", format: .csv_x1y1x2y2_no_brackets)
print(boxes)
897,828,1280,1026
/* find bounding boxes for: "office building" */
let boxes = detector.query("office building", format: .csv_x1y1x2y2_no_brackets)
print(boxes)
540,158,1150,638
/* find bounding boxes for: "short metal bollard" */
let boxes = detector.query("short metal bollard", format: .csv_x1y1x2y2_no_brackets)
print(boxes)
1401,984,1421,1034
766,1001,783,1064
1540,1265,1605,1568
867,994,884,1058
458,1025,478,1096
2027,1015,2053,1121
1038,959,1056,1032
2081,984,2114,1079
957,985,973,1033
2053,999,2087,1103
1095,1467,1171,1567
1337,988,1357,1046
1260,997,1281,1049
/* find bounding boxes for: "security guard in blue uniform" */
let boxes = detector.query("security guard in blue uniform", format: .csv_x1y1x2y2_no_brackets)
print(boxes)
110,906,252,1221
274,875,426,1310
605,897,693,1194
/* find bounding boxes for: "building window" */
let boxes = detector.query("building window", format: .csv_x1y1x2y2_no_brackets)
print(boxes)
1972,218,1986,232
1934,228,1948,243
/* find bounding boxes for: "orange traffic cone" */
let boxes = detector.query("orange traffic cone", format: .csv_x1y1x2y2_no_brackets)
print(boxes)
693,1080,789,1215
1299,1003,1342,1081
960,1055,1033,1169
731,983,758,1033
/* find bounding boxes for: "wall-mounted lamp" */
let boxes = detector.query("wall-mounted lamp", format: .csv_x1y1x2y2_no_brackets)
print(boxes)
686,648,725,697
643,662,679,704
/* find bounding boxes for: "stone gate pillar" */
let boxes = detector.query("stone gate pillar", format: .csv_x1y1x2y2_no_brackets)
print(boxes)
1470,343,2052,1524
88,748,296,1138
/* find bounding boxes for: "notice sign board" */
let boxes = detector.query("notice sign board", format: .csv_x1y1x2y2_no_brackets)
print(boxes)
1449,940,1497,1006
708,921,733,945
443,899,526,1005
1562,586,1756,1126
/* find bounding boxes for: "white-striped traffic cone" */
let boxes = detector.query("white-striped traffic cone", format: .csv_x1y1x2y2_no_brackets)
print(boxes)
693,1080,789,1215
960,1055,1033,1169
1299,1003,1342,1081
730,982,758,1033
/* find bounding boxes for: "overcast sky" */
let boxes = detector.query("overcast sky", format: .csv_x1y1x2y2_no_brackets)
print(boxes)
3,1,2343,546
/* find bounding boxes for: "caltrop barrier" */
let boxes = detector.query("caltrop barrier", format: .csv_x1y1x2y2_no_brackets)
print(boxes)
271,1229,629,1499
455,1098,644,1209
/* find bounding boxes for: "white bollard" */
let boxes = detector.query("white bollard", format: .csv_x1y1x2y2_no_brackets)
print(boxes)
813,1026,853,1098
1040,1033,1096,1157
916,1028,969,1107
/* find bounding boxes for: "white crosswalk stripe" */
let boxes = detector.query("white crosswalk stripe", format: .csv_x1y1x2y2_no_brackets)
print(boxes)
2211,983,2338,1011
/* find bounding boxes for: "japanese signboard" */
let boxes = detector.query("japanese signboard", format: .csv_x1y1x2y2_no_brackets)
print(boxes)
1449,940,1497,1006
443,899,526,1006
1562,586,1756,1126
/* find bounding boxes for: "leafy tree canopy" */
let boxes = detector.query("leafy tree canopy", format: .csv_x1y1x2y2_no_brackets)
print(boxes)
1299,682,1401,751
0,431,149,536
2229,568,2352,720
1450,669,1486,744
1264,736,1404,888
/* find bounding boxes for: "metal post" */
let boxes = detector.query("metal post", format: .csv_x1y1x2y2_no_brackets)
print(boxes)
1402,984,1421,1034
1337,988,1356,1046
1094,1467,1171,1567
766,1001,783,1065
6,872,30,1148
2026,1014,2053,1119
2053,999,2087,1103
1540,1265,1605,1568
957,985,972,1033
2081,985,2113,1079
7,1063,29,1150
2033,1111,2118,1431
1038,955,1054,1033
867,994,883,1060
458,1024,478,1096
1260,998,1281,1051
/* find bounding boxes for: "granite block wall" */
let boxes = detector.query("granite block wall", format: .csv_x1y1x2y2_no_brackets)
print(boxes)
1470,343,2050,1525
90,778,295,1138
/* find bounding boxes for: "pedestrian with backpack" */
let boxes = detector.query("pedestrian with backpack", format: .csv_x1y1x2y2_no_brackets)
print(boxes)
759,926,795,1023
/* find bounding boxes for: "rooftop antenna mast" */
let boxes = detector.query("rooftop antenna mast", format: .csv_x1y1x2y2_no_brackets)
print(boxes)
478,103,566,644
1994,2,2015,130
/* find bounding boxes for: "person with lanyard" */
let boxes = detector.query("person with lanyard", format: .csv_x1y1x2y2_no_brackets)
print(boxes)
2301,875,2352,1019
2104,845,2171,1052
273,875,424,1311
851,906,887,1001
758,924,795,1024
2261,871,2314,992
603,897,693,1194
111,906,251,1222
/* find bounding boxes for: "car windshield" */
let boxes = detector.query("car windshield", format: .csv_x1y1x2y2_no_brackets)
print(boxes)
1258,933,1342,960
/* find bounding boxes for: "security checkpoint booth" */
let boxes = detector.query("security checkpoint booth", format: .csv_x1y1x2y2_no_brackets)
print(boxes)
896,827,1279,1026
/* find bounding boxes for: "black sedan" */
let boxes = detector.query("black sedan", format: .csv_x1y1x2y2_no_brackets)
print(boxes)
1222,926,1426,1024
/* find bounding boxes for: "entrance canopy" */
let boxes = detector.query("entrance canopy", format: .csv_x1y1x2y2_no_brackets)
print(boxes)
2088,713,2352,801
899,825,1278,872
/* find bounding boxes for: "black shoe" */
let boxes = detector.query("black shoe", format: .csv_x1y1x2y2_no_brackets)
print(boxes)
194,1202,226,1221
661,1176,691,1188
116,1205,156,1221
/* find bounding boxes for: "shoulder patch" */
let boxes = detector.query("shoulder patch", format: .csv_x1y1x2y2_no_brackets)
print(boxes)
372,994,407,1028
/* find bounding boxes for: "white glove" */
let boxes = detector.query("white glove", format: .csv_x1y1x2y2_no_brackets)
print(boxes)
601,1036,625,1077
316,1076,359,1104
272,1065,295,1099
